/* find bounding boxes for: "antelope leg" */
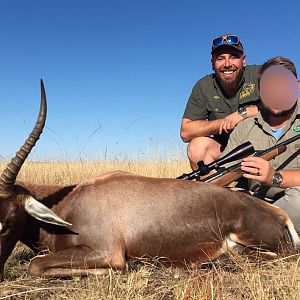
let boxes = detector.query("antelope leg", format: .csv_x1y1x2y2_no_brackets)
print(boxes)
28,245,126,277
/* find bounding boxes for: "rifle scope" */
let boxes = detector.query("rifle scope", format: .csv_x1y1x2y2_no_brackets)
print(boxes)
206,141,255,173
177,141,255,180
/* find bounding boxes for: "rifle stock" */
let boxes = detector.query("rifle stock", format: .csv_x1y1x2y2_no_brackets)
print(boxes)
204,145,287,187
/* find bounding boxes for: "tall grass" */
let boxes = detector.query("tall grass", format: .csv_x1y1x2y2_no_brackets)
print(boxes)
0,160,300,300
2,159,189,184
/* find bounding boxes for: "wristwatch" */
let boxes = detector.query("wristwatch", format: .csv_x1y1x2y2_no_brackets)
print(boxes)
238,106,248,118
271,171,283,187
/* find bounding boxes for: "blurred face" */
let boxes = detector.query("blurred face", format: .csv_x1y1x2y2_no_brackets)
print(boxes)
260,65,300,117
212,46,246,91
261,101,297,118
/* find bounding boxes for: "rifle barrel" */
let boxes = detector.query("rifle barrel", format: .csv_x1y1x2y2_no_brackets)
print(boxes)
255,133,300,157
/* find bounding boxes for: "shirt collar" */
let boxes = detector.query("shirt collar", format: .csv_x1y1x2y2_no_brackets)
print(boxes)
255,102,300,133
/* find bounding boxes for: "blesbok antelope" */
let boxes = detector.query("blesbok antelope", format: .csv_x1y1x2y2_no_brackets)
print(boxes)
0,80,299,281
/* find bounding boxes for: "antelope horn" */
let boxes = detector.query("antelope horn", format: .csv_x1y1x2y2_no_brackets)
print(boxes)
0,80,47,196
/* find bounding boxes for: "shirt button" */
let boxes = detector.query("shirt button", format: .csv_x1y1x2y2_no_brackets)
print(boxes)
273,164,276,168
215,108,219,111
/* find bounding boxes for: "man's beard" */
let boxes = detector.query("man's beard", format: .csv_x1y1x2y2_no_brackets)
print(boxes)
215,67,244,91
261,102,297,118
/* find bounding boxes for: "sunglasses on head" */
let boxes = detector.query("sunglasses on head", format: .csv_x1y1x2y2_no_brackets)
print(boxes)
212,35,240,48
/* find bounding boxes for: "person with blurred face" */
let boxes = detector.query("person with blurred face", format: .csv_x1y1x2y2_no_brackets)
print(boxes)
181,34,260,170
222,56,300,231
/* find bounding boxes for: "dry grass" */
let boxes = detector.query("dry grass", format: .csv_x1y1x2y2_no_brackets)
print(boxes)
9,159,189,185
1,160,300,299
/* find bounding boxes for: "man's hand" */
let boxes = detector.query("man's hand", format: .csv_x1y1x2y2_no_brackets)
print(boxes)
218,111,244,134
241,156,275,186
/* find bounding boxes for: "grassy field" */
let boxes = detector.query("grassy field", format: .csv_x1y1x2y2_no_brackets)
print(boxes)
0,160,300,300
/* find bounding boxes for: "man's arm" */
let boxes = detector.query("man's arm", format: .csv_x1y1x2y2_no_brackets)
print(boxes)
279,170,300,188
218,105,259,134
180,118,222,142
181,105,259,143
246,105,259,117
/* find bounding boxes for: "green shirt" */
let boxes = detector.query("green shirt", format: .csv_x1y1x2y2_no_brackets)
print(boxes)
222,103,300,200
182,65,261,145
183,65,261,121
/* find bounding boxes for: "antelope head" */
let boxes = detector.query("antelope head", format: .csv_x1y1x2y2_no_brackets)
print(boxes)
0,81,70,281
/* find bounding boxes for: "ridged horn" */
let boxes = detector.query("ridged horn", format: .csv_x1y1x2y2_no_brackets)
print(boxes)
0,80,47,196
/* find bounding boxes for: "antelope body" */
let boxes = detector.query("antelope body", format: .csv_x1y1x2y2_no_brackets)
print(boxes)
0,81,299,280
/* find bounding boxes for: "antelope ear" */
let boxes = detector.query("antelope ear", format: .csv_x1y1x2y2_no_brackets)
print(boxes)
23,196,72,227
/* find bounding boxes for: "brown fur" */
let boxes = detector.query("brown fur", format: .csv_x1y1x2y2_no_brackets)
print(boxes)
0,171,298,280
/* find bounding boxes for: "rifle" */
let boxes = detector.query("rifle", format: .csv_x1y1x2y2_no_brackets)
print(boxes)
177,141,255,180
203,133,300,187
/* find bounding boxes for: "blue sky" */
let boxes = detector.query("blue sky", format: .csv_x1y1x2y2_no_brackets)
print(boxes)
0,0,299,161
